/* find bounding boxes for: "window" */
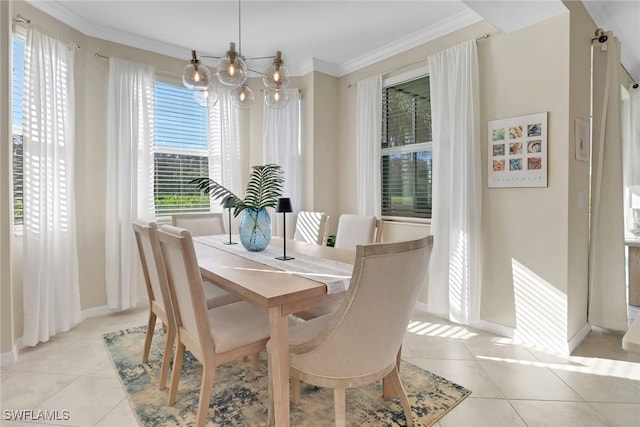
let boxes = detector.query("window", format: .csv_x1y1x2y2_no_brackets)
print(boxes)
381,73,432,219
12,35,25,226
153,82,210,218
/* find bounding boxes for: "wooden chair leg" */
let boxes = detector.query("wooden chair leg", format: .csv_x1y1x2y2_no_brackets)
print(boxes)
142,311,157,363
168,342,185,406
252,352,260,371
195,363,216,427
267,351,274,426
383,346,402,399
334,388,346,427
386,366,413,427
291,377,301,405
158,325,175,390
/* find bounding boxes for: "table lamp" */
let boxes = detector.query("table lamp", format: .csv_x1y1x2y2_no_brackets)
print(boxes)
275,197,294,261
223,197,237,245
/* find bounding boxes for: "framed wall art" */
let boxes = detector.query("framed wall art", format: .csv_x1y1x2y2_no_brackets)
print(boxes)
488,112,547,188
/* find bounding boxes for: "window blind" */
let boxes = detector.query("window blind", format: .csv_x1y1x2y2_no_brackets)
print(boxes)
154,82,210,217
12,36,25,225
381,75,432,218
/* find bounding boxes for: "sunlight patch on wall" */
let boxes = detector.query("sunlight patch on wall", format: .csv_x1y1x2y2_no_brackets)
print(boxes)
512,258,568,354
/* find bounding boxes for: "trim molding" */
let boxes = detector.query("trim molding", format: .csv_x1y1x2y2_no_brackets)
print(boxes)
1,305,127,366
568,323,592,353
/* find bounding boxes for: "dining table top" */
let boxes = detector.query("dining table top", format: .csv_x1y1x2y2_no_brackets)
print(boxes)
193,235,356,314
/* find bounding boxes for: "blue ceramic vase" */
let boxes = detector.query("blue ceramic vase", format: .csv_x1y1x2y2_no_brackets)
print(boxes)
239,207,271,251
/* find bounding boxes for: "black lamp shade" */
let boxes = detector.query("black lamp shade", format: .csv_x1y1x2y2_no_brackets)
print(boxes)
276,197,292,213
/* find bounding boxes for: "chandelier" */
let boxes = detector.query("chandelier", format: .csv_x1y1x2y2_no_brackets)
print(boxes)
181,0,290,110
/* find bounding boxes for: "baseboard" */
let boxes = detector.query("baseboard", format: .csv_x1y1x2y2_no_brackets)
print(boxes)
2,305,131,367
473,318,514,338
80,305,118,322
568,323,592,353
0,338,21,368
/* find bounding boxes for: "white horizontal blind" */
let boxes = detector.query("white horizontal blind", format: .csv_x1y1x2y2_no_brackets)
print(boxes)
154,82,210,218
381,75,433,218
12,36,24,226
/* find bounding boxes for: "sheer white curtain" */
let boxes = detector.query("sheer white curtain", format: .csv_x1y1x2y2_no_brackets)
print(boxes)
208,88,242,235
356,75,382,216
105,58,155,310
263,89,302,237
22,28,81,346
623,86,640,237
428,40,482,325
589,33,627,331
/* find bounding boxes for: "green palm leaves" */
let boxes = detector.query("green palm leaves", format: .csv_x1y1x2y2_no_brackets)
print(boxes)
191,164,284,217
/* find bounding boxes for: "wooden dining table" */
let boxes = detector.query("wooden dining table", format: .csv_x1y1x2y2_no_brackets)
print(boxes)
193,236,355,426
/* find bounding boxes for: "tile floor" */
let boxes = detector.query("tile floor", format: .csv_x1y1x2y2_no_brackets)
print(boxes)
1,304,639,427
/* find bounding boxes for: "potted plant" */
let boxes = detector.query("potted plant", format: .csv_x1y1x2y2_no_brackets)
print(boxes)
191,164,284,251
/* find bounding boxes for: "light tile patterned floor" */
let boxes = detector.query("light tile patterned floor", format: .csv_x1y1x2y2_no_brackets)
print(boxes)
1,305,639,426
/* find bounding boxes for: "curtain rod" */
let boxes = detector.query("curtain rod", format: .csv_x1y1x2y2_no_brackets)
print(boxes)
14,14,80,50
621,64,638,88
347,33,491,88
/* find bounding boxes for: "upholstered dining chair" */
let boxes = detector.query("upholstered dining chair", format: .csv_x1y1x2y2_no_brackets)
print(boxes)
157,225,273,427
294,211,329,245
171,212,226,236
334,214,382,251
270,236,433,427
132,221,242,390
132,221,176,391
294,215,382,320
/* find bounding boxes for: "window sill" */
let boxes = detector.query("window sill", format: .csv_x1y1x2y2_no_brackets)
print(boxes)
381,216,431,225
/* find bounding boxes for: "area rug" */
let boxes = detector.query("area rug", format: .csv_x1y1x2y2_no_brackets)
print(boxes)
103,325,471,426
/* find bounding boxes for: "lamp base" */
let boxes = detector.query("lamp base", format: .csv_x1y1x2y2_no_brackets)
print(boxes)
275,255,295,261
224,241,238,245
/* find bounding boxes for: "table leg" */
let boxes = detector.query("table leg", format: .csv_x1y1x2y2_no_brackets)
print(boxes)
269,306,290,426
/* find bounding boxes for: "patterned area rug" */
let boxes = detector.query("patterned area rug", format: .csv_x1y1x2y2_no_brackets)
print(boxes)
103,325,471,426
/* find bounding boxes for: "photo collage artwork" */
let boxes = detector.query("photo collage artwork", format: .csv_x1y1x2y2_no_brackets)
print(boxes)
488,112,548,188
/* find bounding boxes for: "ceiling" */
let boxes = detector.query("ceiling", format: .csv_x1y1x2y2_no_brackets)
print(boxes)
24,1,639,82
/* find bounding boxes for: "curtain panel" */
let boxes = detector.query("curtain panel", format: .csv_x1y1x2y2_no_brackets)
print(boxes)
22,28,81,346
428,40,482,325
263,89,302,238
105,58,155,310
355,75,382,217
588,33,628,331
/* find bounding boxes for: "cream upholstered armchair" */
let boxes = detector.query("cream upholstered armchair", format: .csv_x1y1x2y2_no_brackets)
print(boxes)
294,211,330,245
272,236,433,427
157,225,273,427
132,221,241,391
171,212,226,236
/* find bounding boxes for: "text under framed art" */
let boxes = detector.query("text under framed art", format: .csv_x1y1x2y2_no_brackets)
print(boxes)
488,112,548,188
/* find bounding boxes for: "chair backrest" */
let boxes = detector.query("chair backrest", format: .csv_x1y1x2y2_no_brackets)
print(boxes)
132,221,172,320
294,211,329,245
171,212,225,236
334,214,377,251
290,236,433,378
157,225,213,360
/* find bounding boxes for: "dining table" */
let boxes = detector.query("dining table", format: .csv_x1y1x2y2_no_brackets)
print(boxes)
192,235,356,426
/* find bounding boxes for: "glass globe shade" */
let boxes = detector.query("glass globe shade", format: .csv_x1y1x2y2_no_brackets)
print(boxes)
182,62,210,91
193,84,219,108
264,88,289,109
232,85,254,109
217,55,247,86
263,64,289,90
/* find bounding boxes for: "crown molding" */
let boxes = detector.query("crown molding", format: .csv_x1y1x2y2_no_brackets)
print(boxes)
335,9,483,77
26,0,189,60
